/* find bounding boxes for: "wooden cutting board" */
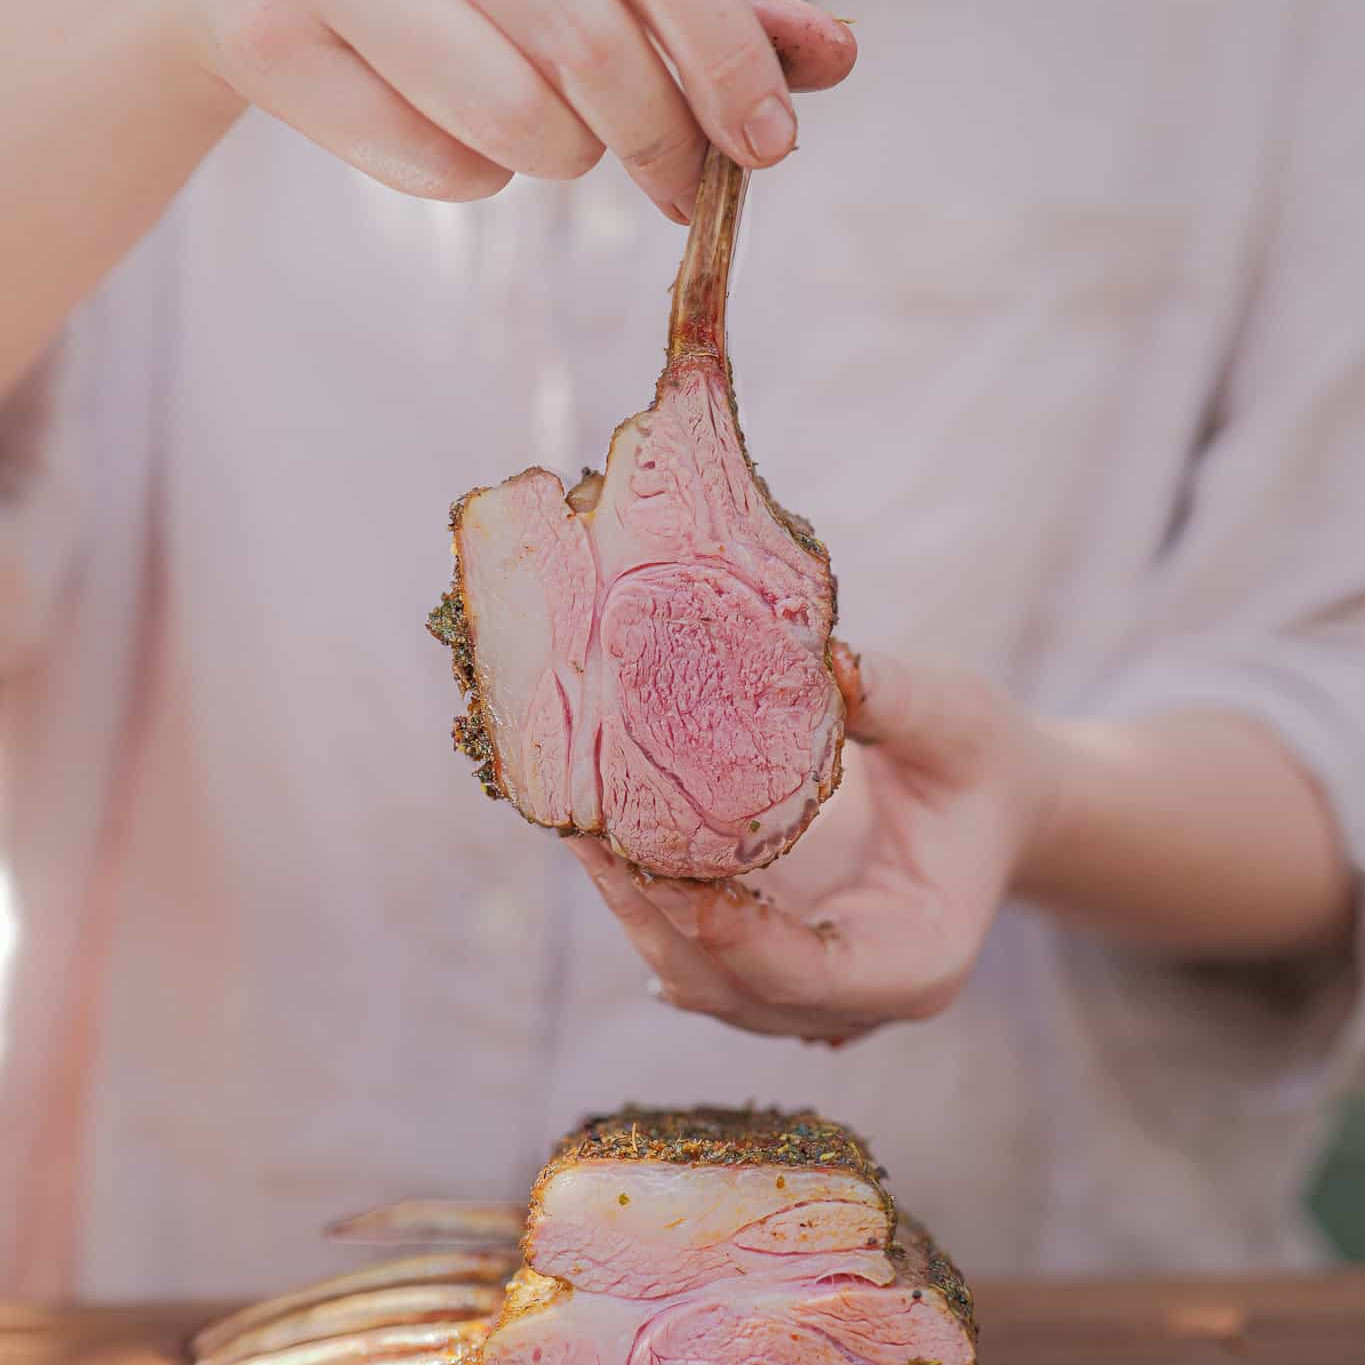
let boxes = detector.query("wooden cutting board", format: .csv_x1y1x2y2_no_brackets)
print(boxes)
4,1272,1364,1365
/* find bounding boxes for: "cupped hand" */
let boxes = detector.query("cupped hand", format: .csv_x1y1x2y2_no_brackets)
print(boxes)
168,0,857,219
569,651,1061,1042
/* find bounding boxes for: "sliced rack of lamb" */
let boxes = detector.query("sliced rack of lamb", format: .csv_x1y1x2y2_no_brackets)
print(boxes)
192,1107,978,1365
431,149,847,879
485,1107,977,1365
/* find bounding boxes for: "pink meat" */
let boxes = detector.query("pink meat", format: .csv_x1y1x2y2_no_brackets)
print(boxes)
524,1161,892,1299
483,1259,975,1365
476,1108,979,1365
434,148,844,879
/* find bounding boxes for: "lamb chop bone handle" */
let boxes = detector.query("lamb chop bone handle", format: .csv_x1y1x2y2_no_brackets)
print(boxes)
668,145,749,366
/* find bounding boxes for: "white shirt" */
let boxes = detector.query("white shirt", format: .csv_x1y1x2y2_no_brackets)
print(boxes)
2,0,1363,1299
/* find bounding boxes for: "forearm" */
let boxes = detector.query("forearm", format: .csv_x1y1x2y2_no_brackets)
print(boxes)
0,2,242,399
1017,709,1356,958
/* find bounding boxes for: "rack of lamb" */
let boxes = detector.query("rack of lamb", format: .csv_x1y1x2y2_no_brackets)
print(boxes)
430,149,847,879
193,1106,979,1365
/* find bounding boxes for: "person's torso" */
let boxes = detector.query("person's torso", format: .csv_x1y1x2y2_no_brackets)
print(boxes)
1,0,1324,1296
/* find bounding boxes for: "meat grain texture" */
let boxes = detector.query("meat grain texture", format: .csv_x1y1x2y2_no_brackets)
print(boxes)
484,1108,978,1365
191,1107,979,1365
431,149,845,879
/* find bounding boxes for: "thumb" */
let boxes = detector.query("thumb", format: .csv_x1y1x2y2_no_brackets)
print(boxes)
834,645,998,783
754,1,859,93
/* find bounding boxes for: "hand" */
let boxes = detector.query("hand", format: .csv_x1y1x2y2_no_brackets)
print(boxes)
167,0,857,219
569,651,1061,1042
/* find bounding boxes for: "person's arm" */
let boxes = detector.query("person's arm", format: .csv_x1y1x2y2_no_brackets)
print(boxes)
0,0,856,404
848,654,1356,963
571,652,1358,1042
0,5,242,400
572,5,1365,1044
1020,709,1353,957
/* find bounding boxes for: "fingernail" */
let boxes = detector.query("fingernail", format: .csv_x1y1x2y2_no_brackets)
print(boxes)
670,198,693,225
743,94,797,163
655,198,691,226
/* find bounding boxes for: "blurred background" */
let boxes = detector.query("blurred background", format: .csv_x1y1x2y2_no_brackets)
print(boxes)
1311,1091,1365,1260
2,864,1364,1260
3,0,1364,1309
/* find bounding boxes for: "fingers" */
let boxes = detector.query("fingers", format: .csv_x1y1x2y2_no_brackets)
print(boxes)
642,854,976,1023
644,877,831,1004
845,649,1002,787
751,0,858,92
207,0,855,217
567,839,751,1020
471,0,706,221
661,873,952,1021
793,884,970,1020
567,840,858,1037
830,638,868,730
323,0,603,180
630,0,798,168
206,7,511,200
843,649,917,751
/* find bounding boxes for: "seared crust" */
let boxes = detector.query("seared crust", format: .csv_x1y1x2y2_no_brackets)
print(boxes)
510,1107,976,1351
427,487,504,802
894,1225,979,1342
429,470,571,811
533,1106,893,1219
428,579,502,803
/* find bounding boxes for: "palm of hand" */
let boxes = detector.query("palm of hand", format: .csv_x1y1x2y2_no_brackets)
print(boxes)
571,659,1040,1042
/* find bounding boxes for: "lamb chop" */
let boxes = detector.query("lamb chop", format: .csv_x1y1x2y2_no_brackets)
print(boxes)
193,1108,978,1365
430,149,846,879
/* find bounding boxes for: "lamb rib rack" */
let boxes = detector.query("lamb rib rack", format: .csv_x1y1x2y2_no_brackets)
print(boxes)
430,148,845,879
483,1107,977,1365
193,1107,979,1365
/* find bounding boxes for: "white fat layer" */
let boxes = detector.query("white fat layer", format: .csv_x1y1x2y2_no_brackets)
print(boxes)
459,471,594,821
536,1163,885,1249
460,478,562,807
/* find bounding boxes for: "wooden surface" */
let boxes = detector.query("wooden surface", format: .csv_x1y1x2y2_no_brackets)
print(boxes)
3,1272,1365,1365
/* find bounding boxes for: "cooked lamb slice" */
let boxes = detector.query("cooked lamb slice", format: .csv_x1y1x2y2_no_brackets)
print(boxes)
192,1109,976,1365
479,1107,978,1365
522,1107,896,1297
430,147,844,879
483,1245,975,1365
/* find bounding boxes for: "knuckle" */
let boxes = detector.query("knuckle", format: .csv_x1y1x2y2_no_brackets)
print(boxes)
748,975,809,1011
694,914,747,955
211,0,310,74
703,32,772,95
471,98,540,159
622,126,703,179
477,93,600,181
608,894,660,931
545,9,624,79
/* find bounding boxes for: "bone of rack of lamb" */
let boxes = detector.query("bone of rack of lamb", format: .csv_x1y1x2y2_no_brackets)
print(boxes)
430,148,845,879
192,1107,978,1365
